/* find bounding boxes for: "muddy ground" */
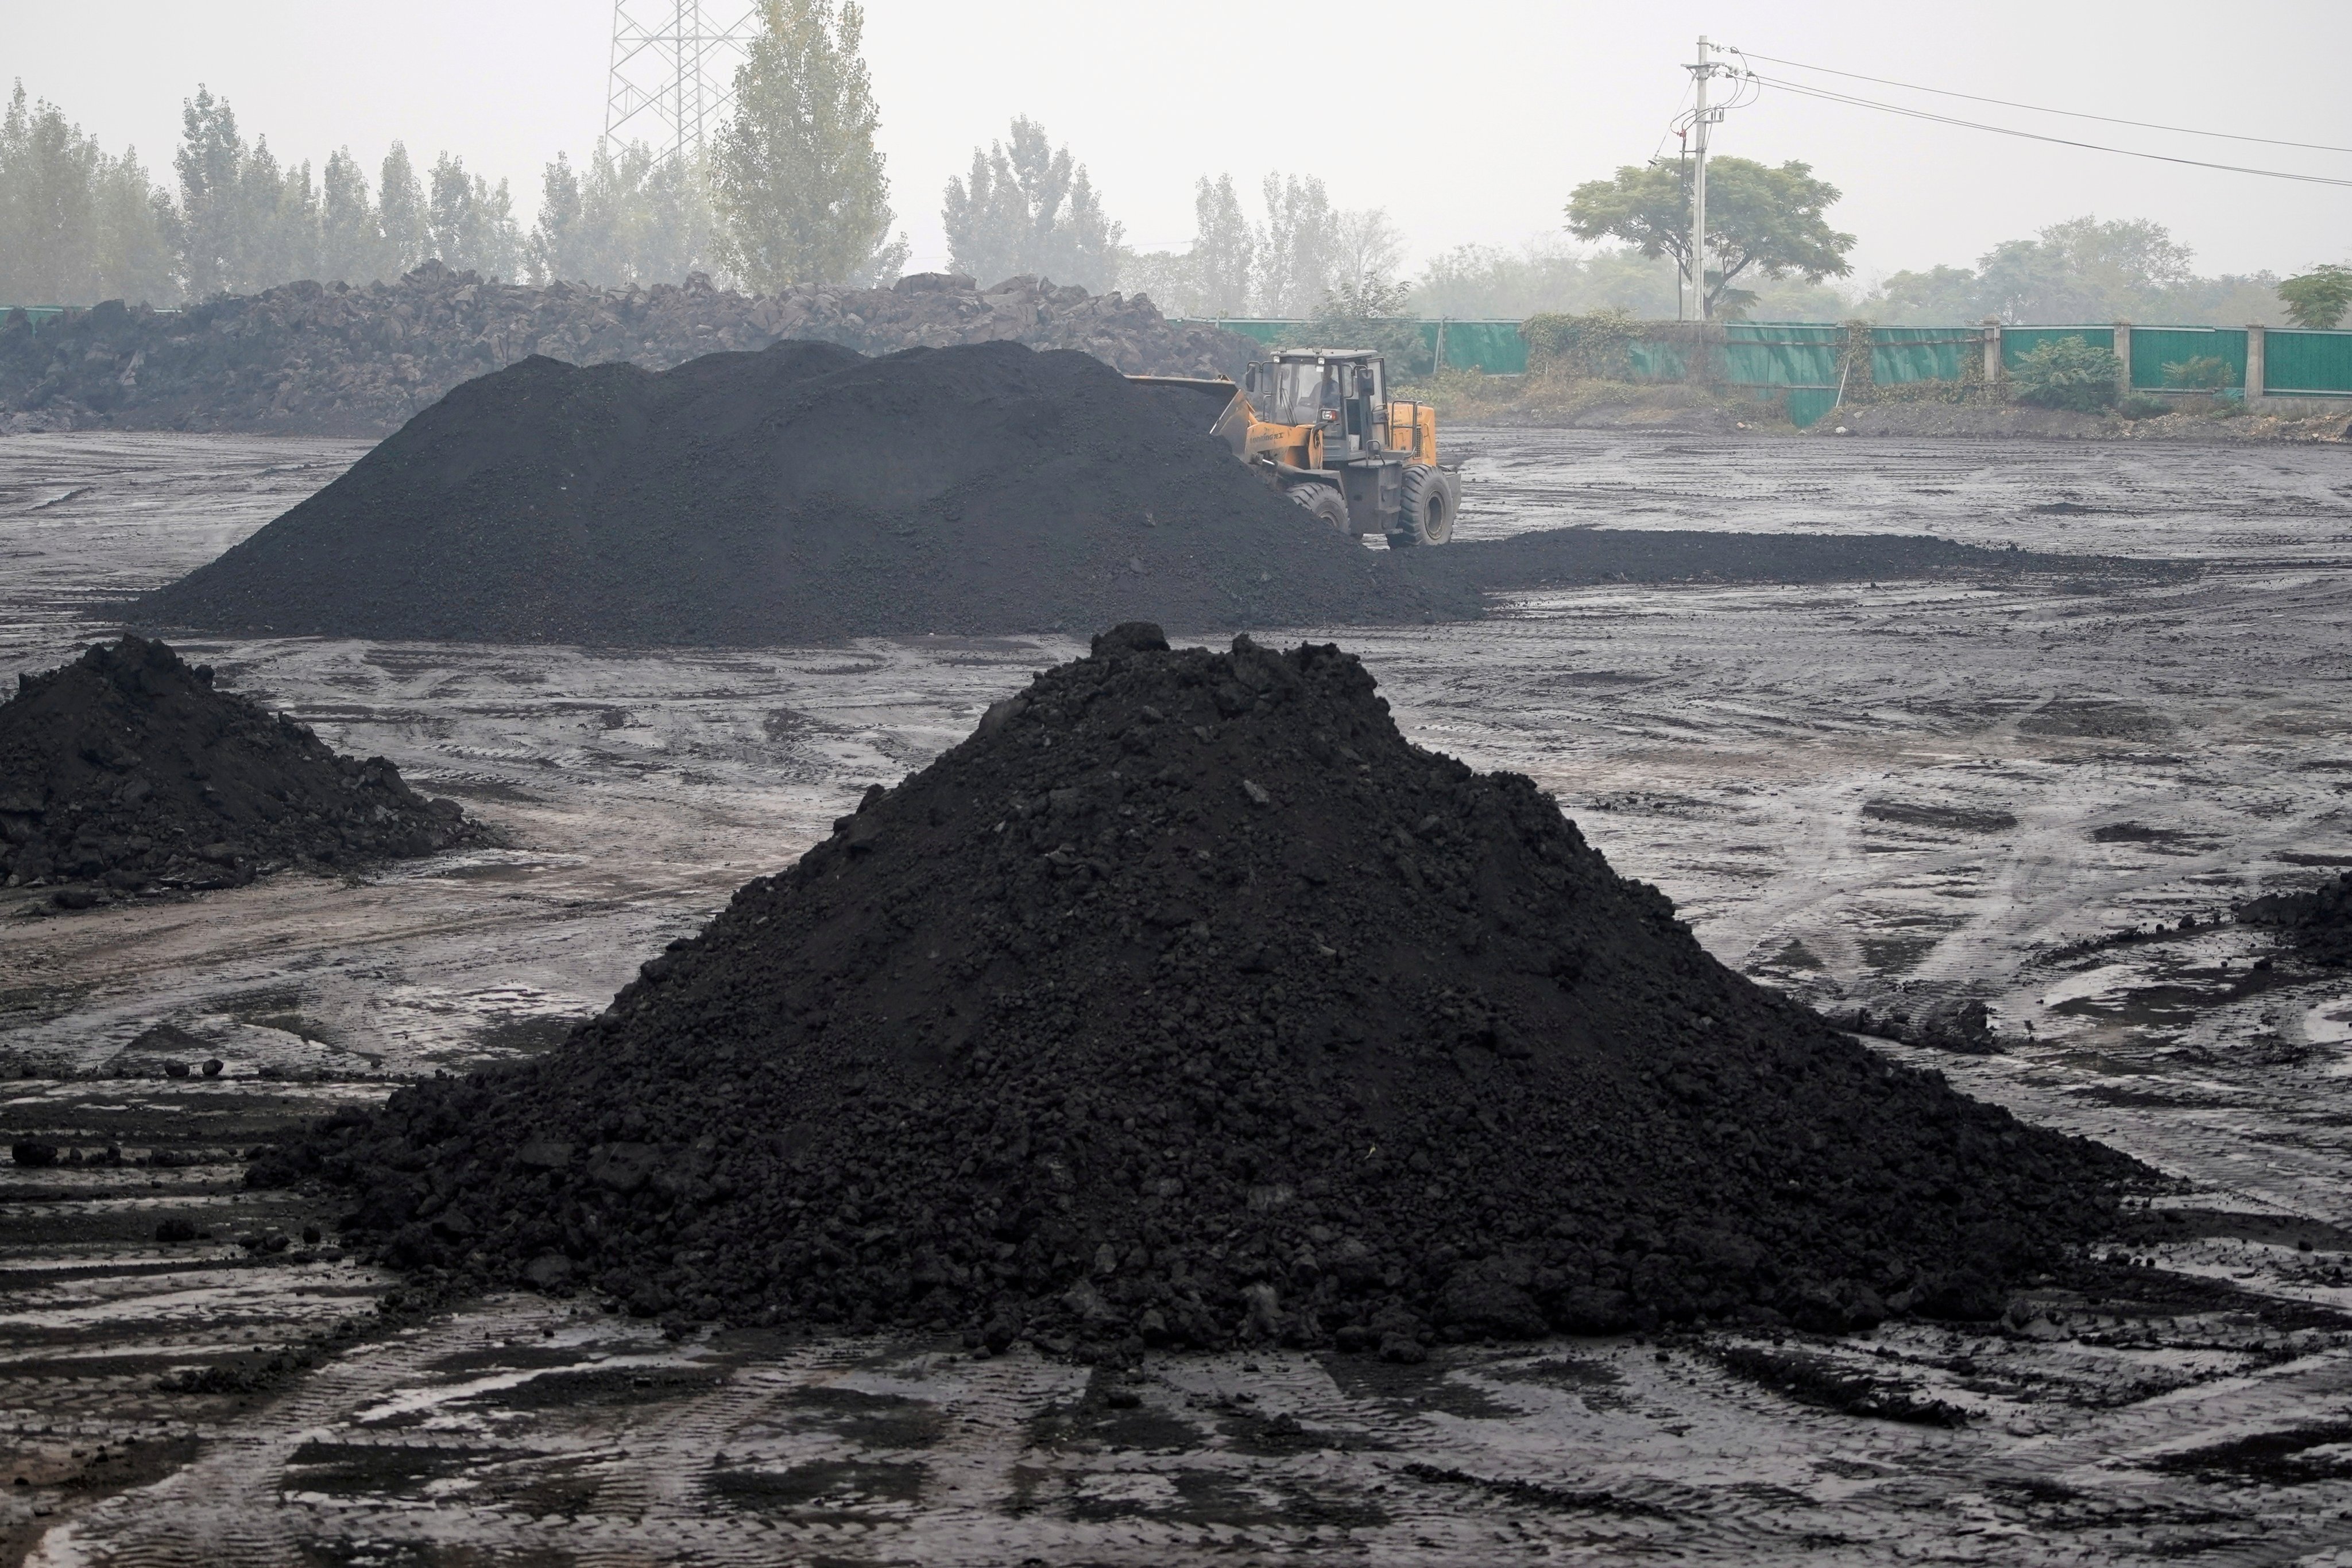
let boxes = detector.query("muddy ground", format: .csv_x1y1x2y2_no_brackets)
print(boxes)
4,428,2351,1564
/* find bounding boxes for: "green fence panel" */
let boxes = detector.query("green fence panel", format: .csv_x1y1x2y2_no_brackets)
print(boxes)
1786,388,1843,428
1423,320,1527,374
1625,338,1688,381
1171,318,1529,374
1869,327,1976,384
2263,328,2352,396
2001,326,2114,371
1178,319,1297,346
2130,326,2245,390
1719,323,1842,389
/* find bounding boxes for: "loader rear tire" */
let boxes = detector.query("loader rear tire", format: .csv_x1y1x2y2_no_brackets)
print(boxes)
1390,462,1454,547
1287,482,1351,535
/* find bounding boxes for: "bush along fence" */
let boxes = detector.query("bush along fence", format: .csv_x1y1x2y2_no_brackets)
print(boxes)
1179,314,2352,428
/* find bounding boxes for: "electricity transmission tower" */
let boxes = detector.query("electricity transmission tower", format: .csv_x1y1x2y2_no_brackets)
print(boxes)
604,2,761,162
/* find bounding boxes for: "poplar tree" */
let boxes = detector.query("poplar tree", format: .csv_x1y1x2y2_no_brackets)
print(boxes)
942,117,1122,291
378,143,428,274
712,0,904,289
175,86,245,298
532,142,716,286
1190,174,1254,316
1255,174,1340,318
319,148,393,284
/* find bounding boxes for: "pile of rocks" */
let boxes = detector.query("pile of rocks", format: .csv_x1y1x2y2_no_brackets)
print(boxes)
0,264,1262,438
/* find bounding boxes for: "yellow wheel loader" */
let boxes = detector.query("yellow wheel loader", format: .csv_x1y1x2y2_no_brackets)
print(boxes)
1134,348,1461,547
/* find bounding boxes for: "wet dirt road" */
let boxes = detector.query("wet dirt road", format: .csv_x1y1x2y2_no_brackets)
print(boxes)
5,428,2351,1564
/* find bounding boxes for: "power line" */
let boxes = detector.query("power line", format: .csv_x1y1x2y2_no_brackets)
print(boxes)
1649,79,1696,164
1734,49,2352,156
1742,72,2352,189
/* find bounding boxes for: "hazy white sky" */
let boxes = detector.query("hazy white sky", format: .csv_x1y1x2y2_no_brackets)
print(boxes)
16,1,2351,286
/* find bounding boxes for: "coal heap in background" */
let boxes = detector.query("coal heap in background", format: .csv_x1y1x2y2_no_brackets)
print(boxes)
137,341,1475,645
2241,871,2352,968
270,628,2140,1354
1,636,482,904
0,264,1264,437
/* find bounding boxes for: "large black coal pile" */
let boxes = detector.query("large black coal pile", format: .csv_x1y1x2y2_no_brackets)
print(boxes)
135,340,1473,645
276,627,2138,1354
1,636,482,905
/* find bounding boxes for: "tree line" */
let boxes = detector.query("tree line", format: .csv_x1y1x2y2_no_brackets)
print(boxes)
4,0,2344,331
0,78,722,305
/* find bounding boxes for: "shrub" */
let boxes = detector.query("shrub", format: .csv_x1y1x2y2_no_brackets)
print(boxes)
1286,278,1432,379
2160,354,2231,390
2009,336,2121,412
1521,308,1638,380
2278,264,2352,330
2118,394,2170,420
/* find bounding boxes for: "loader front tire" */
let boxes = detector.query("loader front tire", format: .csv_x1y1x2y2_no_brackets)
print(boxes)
1389,463,1454,547
1286,482,1351,535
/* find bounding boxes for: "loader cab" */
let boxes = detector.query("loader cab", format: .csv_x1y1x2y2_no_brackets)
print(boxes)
1245,350,1386,459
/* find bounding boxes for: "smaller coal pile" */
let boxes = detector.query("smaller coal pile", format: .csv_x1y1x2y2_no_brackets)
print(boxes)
273,628,2138,1356
2239,871,2352,968
1,636,481,905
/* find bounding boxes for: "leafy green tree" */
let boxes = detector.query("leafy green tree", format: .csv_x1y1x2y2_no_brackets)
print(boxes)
943,117,1121,290
175,86,246,297
378,143,428,275
1297,276,1429,376
1111,173,1265,318
1332,207,1403,299
1190,173,1253,315
1975,216,2188,323
173,87,326,294
1566,156,1852,318
2008,335,2121,412
1866,216,2281,327
533,150,584,280
2278,264,2352,330
1415,242,1672,319
236,137,318,289
88,142,179,304
713,0,905,289
427,153,521,279
319,148,396,284
0,83,96,303
1255,173,1339,317
532,142,716,286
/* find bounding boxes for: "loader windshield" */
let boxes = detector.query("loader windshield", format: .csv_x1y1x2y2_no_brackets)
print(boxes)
1265,361,1340,426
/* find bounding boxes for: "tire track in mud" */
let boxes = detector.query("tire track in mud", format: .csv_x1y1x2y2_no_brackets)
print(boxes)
13,432,2352,1565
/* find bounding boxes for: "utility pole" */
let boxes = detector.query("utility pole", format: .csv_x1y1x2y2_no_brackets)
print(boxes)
1685,35,1728,323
